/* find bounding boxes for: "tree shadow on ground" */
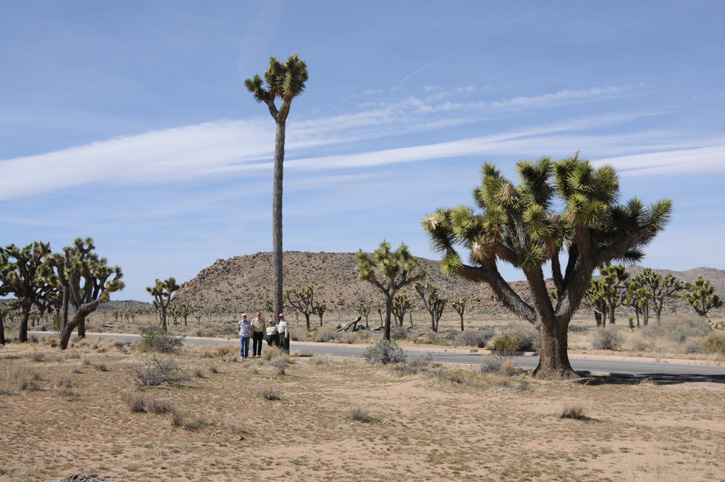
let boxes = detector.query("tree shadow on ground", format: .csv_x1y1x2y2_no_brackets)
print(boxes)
575,371,725,386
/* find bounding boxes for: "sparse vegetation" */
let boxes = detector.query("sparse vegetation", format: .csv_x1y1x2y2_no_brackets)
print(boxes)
363,340,406,365
591,326,624,350
560,404,590,421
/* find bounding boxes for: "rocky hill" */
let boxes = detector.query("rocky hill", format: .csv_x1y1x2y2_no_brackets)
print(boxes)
174,251,724,318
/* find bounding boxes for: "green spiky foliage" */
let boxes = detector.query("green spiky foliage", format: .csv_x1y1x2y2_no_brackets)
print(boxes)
636,269,684,324
391,294,412,327
586,263,629,327
50,238,124,349
312,301,328,326
171,301,194,327
415,282,448,332
684,276,723,318
245,54,308,325
451,297,468,331
623,273,654,327
356,241,427,341
284,285,316,329
583,279,609,327
146,277,180,332
422,153,672,379
356,300,372,328
0,241,55,343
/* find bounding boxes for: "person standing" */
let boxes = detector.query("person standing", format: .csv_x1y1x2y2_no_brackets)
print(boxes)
251,311,265,357
266,320,278,347
277,313,290,352
237,313,251,359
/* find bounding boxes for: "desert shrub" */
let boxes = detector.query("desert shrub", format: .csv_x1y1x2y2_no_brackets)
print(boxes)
130,356,190,387
703,331,725,355
290,325,307,341
141,326,184,354
213,344,237,358
560,404,589,421
168,410,208,431
480,355,518,376
363,340,406,365
498,358,519,377
455,328,494,348
256,387,281,401
430,367,475,386
491,333,521,356
624,332,652,352
346,405,373,423
337,331,360,344
8,364,41,391
389,352,433,376
391,326,409,341
261,346,288,362
504,321,540,351
123,390,174,414
314,326,337,343
592,326,624,350
54,376,78,398
642,317,712,343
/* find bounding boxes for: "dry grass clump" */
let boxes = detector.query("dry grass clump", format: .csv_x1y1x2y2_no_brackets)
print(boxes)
255,386,281,401
591,326,624,350
129,356,190,387
122,390,174,414
560,404,590,421
346,405,374,423
54,375,79,399
480,355,520,377
388,352,433,376
8,363,42,391
702,331,725,355
260,346,289,362
168,410,209,431
455,328,494,348
211,344,237,358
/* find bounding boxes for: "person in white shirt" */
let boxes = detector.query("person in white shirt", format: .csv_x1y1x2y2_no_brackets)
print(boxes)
266,320,278,347
277,313,289,352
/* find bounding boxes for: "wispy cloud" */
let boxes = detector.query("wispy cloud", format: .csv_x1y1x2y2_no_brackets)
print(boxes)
0,84,715,201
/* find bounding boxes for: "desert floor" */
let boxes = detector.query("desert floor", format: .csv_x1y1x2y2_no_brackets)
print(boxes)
0,337,723,482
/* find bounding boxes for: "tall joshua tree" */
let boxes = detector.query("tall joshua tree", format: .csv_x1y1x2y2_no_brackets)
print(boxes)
357,241,427,341
423,153,672,379
245,54,308,321
684,276,723,318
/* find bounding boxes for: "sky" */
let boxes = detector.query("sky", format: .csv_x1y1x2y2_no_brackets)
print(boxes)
1,1,724,301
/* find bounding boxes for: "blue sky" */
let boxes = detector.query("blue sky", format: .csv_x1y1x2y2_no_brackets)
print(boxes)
2,1,724,301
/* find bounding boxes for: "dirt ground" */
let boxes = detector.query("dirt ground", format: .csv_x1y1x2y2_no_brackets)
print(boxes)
0,338,723,482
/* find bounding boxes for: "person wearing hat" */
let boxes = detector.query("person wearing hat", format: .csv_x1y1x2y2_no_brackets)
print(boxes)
277,313,289,352
236,313,251,359
251,311,265,357
266,320,278,347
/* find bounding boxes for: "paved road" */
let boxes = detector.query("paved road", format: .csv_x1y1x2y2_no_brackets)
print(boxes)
34,331,725,381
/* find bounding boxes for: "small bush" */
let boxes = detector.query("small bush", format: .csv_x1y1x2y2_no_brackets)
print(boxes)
389,353,433,376
480,355,518,376
256,387,281,401
363,340,406,365
346,405,373,423
591,326,624,350
123,391,174,414
28,351,48,362
8,364,41,391
168,410,208,431
642,317,712,343
314,326,337,343
560,404,589,421
213,344,236,358
455,328,494,348
703,331,725,355
261,346,288,362
504,321,540,351
141,326,184,354
491,333,521,356
391,326,409,341
130,356,190,387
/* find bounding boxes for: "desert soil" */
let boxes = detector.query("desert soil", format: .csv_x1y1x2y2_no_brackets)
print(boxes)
0,339,723,482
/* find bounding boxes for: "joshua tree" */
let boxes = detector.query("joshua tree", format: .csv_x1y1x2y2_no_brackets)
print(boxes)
146,277,180,331
623,276,652,327
357,241,427,341
684,276,723,318
583,263,628,327
415,282,448,332
284,285,316,329
173,301,194,326
0,241,54,342
50,238,124,350
391,294,412,327
637,269,684,324
245,54,308,322
452,297,468,331
356,300,372,328
312,301,328,326
422,153,672,379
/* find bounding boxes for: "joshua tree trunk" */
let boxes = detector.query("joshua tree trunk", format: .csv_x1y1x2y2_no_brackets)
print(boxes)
19,309,30,343
272,120,285,320
0,309,5,345
60,304,97,350
384,296,393,341
534,315,576,380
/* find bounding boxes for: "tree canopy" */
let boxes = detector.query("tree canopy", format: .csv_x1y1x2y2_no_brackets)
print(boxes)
423,153,672,379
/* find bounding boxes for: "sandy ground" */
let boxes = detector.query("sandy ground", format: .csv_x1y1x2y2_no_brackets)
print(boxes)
0,339,723,482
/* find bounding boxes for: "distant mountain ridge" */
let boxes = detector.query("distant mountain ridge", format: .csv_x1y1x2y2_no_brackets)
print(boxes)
174,251,724,317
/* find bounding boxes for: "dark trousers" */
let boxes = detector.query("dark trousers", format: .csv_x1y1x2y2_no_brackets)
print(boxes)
252,331,264,356
267,333,278,347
